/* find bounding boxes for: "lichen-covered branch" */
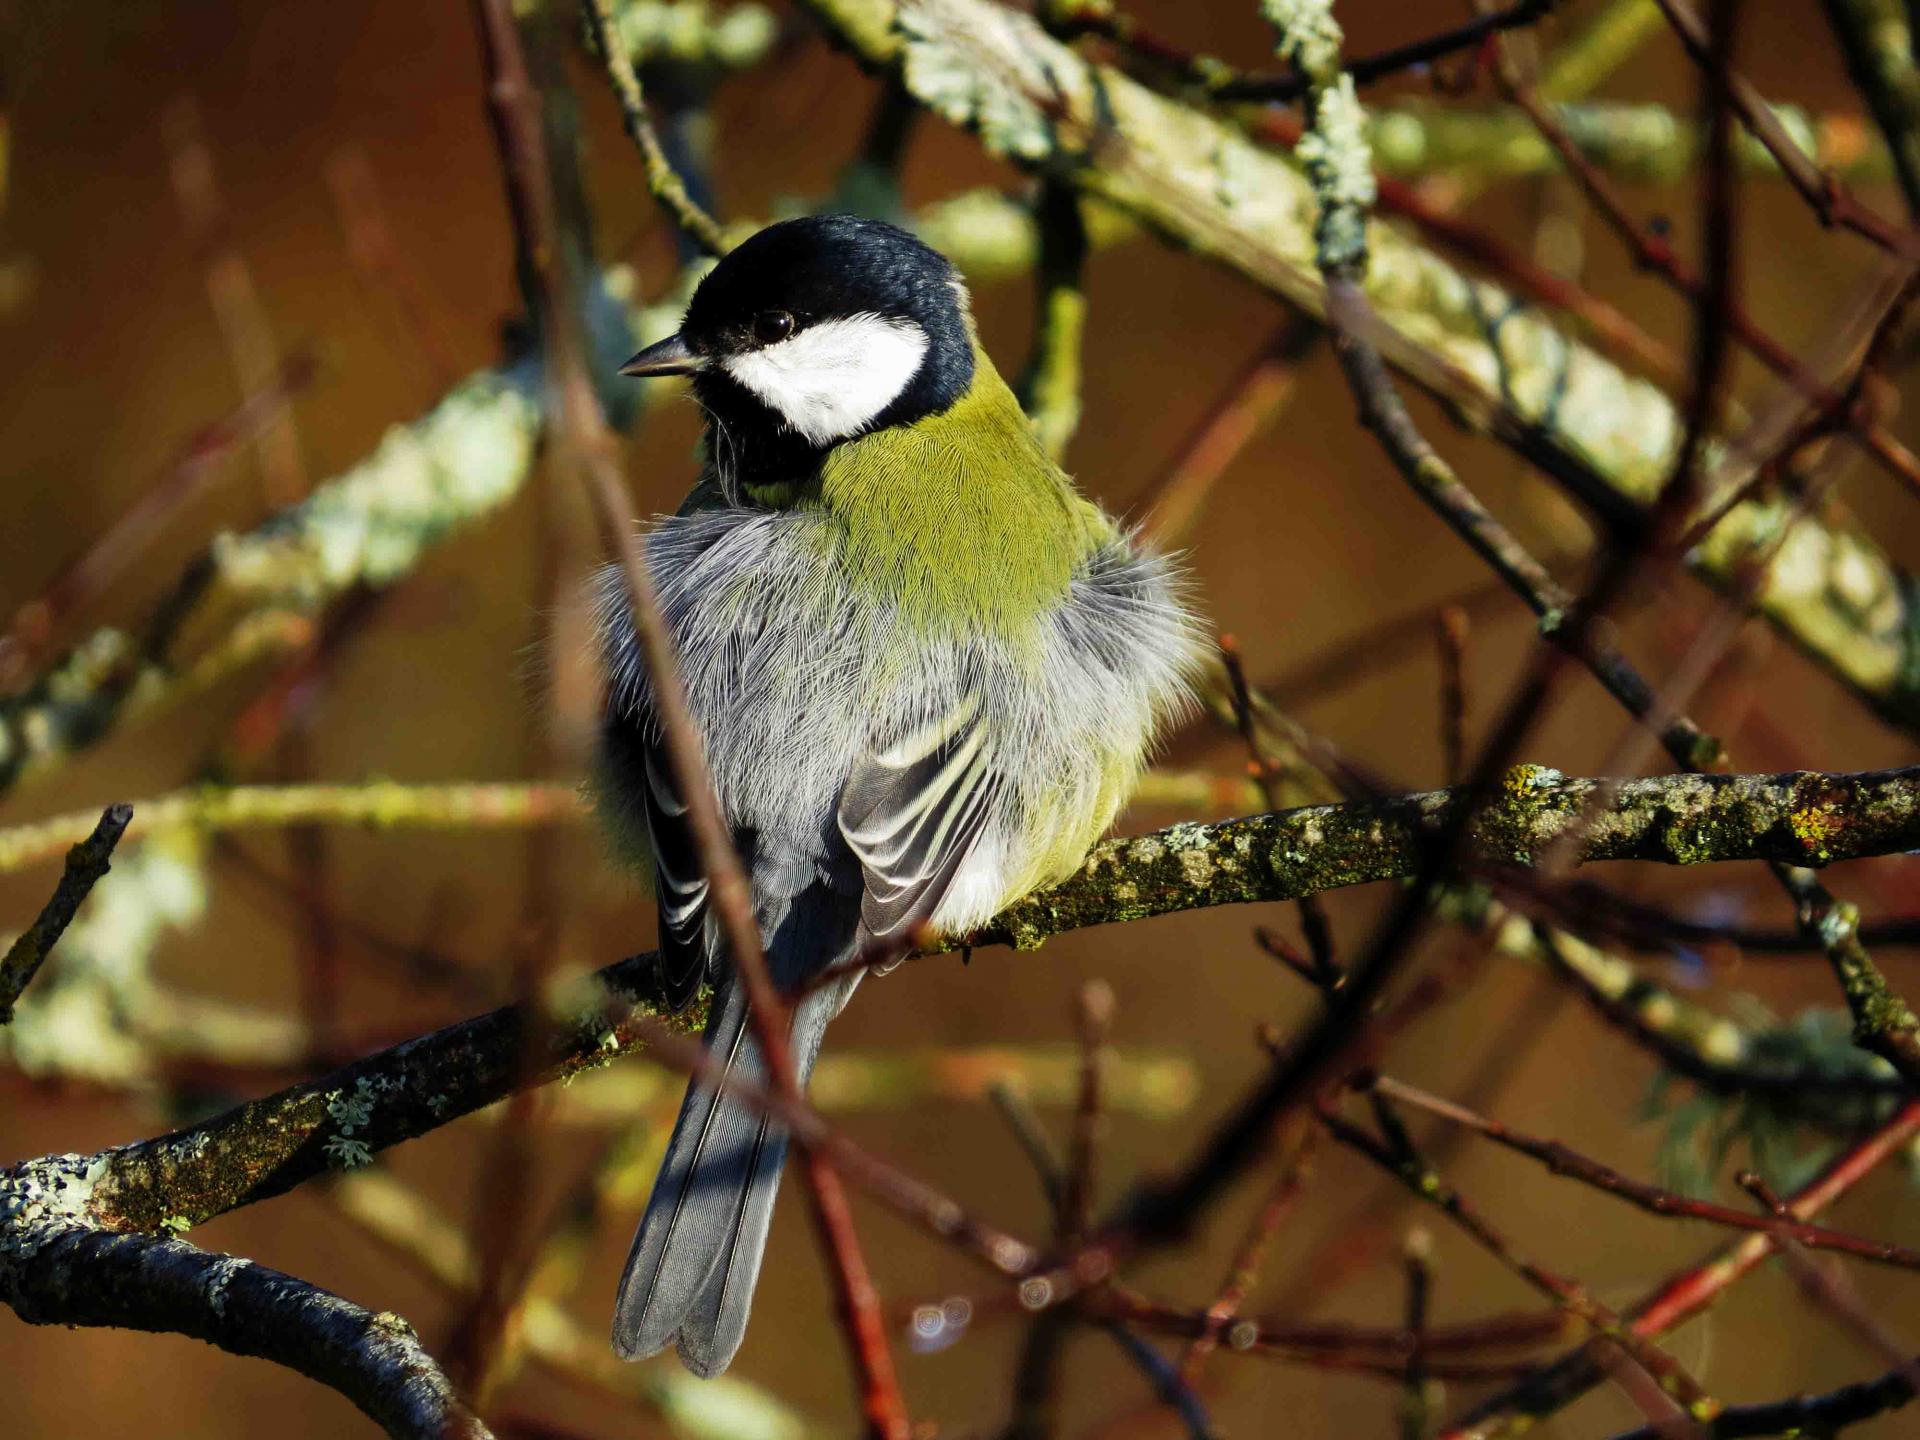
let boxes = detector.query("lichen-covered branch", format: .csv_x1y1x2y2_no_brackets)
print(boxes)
0,186,1133,806
795,0,1920,734
1363,98,1899,188
0,769,1251,876
967,763,1920,951
0,781,575,874
5,764,1912,1243
0,372,543,796
583,0,732,257
601,0,778,72
0,1159,488,1439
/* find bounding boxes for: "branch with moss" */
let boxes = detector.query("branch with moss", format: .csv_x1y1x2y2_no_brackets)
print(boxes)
792,0,1920,734
1,767,1911,1436
0,767,1257,876
599,0,779,73
1363,98,1900,187
967,763,1920,951
583,0,733,257
0,182,1143,806
0,781,575,874
0,761,1908,1238
0,371,545,796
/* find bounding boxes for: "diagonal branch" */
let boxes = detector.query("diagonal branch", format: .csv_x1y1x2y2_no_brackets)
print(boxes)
1604,1364,1915,1439
792,0,1920,735
0,803,132,1023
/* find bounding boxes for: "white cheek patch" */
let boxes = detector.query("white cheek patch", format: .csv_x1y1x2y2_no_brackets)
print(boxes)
721,314,930,445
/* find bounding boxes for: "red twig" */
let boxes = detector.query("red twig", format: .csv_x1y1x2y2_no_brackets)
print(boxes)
1442,1100,1920,1439
0,351,318,691
1320,1097,1720,1424
162,98,308,509
323,147,462,393
1367,1075,1920,1272
1060,980,1114,1244
1178,1130,1316,1380
1498,76,1920,504
1138,320,1319,549
1651,0,1917,256
467,4,910,1431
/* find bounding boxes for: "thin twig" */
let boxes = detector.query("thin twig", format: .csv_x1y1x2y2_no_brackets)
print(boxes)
323,147,461,391
1444,1100,1920,1439
580,0,729,258
1060,980,1114,1244
1179,1130,1316,1380
1603,1366,1915,1439
1321,1098,1720,1424
1366,1075,1920,1272
1434,606,1470,786
0,352,318,692
1402,1228,1437,1440
1651,0,1913,253
1820,0,1920,219
1500,76,1920,503
162,99,307,509
472,2,904,1428
989,1080,1069,1211
0,803,133,1024
1137,321,1317,549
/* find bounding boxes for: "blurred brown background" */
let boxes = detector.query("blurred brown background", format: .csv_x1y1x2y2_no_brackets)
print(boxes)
2,1,1917,1436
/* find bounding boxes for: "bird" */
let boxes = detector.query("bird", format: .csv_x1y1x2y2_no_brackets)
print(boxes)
595,213,1205,1377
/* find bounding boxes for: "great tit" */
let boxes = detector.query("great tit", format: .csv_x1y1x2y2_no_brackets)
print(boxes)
597,214,1204,1376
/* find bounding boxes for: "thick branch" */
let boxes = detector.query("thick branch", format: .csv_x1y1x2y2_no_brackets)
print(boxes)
0,1158,486,1440
968,764,1920,951
796,0,1920,734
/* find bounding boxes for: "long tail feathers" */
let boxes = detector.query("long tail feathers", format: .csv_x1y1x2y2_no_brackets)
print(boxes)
612,965,854,1375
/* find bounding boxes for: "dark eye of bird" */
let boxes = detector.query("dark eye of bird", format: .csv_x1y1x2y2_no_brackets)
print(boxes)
752,309,796,345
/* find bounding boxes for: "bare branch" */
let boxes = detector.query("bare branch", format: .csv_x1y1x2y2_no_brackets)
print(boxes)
0,1159,487,1440
0,803,132,1024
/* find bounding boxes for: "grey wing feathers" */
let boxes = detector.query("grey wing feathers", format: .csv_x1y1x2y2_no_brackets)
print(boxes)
612,895,861,1376
643,738,712,1009
839,696,999,943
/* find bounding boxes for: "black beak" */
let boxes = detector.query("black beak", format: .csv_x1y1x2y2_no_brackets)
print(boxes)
618,332,702,378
